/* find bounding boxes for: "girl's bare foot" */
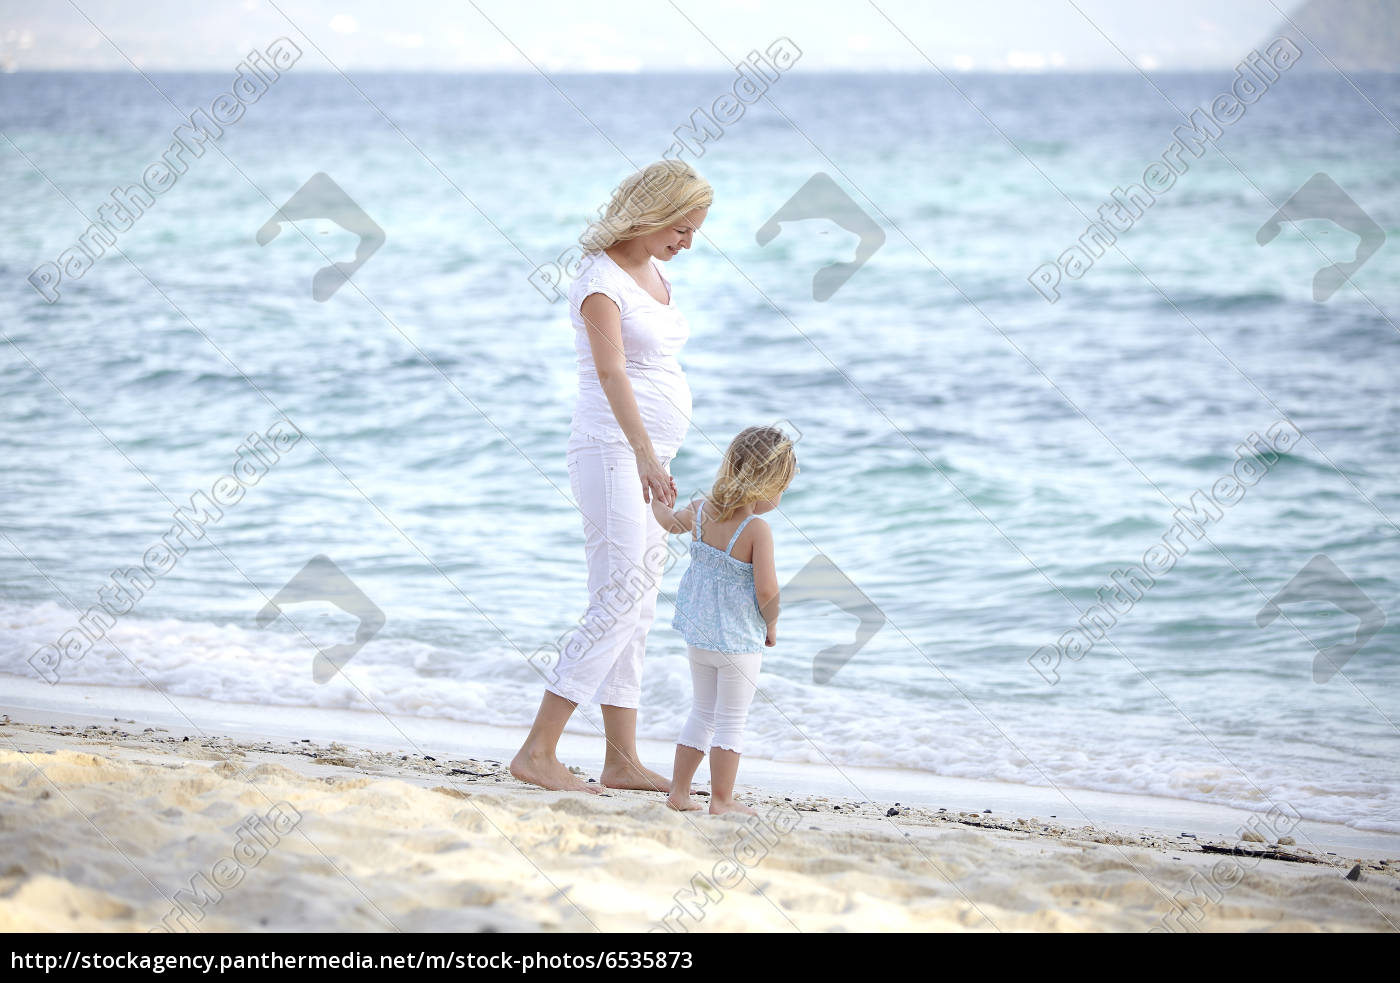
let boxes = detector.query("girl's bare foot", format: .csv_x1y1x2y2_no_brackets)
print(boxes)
600,759,671,793
509,750,600,794
666,794,703,812
709,798,757,816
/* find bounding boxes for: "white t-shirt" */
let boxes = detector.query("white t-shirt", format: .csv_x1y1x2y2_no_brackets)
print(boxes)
568,249,692,458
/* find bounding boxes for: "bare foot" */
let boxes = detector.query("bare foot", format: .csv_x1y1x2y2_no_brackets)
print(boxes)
709,799,757,816
666,794,703,812
599,759,671,793
509,750,600,794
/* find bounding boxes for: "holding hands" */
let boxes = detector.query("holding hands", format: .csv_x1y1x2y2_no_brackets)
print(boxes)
637,452,677,507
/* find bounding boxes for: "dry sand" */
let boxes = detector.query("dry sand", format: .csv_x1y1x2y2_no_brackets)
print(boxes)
1,714,1396,933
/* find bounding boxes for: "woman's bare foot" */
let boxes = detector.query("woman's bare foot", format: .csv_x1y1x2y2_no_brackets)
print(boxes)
599,759,671,793
666,793,703,812
709,798,757,816
509,750,600,794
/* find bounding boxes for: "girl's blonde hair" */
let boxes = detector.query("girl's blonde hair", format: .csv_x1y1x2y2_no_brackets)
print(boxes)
579,159,713,254
706,426,797,523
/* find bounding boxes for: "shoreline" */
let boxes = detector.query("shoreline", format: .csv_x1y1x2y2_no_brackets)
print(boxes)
2,689,1398,931
5,675,1398,857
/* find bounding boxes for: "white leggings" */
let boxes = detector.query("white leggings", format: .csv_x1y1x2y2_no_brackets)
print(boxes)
677,645,762,754
544,434,672,710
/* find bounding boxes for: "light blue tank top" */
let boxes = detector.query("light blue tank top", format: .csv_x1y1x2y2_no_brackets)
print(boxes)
671,501,768,655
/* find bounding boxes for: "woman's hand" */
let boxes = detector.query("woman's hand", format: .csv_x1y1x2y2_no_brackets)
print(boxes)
765,623,777,647
637,453,676,507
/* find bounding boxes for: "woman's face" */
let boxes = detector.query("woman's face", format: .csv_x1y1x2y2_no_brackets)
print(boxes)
644,206,708,261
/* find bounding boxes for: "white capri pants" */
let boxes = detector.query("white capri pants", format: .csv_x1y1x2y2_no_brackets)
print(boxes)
545,433,672,710
677,645,762,754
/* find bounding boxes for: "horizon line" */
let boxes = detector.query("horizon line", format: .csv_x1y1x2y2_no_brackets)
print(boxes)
5,65,1396,75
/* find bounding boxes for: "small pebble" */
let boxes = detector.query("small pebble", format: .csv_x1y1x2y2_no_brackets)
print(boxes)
1241,830,1266,843
1345,864,1361,882
886,808,899,817
1278,836,1295,845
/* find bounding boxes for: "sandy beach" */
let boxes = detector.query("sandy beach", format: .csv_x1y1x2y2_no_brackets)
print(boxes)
2,702,1396,934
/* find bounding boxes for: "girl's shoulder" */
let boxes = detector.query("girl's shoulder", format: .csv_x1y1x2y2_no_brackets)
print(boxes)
739,514,771,540
730,512,770,547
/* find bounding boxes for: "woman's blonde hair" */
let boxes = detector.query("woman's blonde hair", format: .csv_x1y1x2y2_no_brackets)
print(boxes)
705,426,797,523
579,159,713,254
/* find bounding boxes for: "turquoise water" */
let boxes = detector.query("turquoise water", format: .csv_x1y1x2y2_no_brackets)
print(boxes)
1,69,1397,830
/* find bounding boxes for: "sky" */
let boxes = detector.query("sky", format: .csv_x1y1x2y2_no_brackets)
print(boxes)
0,0,1310,72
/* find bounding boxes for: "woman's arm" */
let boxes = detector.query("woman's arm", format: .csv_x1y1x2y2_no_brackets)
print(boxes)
749,520,780,647
581,292,676,506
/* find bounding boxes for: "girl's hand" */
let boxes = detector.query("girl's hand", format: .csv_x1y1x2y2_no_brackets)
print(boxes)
637,453,675,506
765,624,777,647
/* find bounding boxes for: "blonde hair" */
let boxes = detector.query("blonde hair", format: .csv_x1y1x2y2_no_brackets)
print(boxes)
705,426,797,523
579,159,713,254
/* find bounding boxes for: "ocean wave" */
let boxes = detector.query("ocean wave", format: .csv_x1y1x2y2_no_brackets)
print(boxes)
1,602,1394,833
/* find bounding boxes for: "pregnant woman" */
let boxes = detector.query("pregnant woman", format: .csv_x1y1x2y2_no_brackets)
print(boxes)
511,160,712,794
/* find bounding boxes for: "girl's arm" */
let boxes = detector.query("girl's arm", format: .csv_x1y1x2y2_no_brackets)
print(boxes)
652,498,699,535
749,520,780,647
580,292,676,506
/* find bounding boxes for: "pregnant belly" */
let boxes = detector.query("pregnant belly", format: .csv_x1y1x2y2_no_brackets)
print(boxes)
630,363,691,447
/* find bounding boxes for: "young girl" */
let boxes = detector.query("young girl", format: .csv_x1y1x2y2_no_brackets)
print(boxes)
649,425,797,815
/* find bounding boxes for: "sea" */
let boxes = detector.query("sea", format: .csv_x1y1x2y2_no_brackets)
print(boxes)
2,63,1397,834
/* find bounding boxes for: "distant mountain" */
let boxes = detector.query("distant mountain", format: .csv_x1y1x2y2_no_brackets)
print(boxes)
1267,0,1400,70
